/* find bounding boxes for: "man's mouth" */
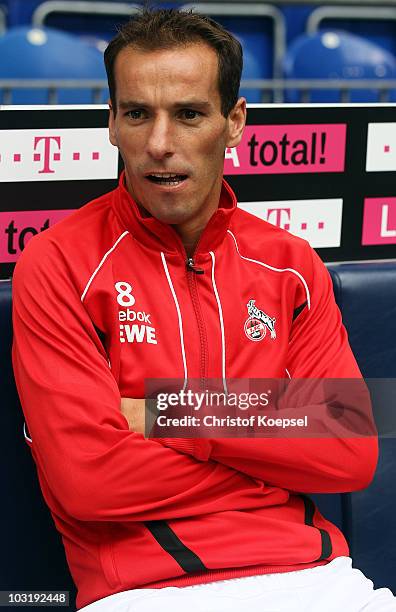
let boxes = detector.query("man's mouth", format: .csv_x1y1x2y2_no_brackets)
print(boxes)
146,173,188,186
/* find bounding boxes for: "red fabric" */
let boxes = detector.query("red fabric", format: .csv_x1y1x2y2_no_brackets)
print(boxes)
12,173,378,610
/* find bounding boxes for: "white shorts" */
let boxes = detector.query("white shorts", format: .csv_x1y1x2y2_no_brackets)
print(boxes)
79,557,396,611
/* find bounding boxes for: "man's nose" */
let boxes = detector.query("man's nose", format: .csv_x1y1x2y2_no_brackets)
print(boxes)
146,115,174,160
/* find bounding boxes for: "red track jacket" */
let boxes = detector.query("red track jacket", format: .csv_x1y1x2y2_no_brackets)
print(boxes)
12,173,378,610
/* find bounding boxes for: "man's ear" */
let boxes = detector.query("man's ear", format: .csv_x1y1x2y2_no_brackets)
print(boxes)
108,100,117,147
226,97,247,148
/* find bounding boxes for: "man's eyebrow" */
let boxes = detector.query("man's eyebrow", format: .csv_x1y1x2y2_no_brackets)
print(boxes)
173,100,211,109
118,100,146,110
118,100,211,110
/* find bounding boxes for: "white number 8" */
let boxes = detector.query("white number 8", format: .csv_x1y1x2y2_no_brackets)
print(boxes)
115,281,135,307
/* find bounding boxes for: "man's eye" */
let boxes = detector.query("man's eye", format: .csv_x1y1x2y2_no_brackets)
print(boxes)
127,110,145,120
181,109,201,120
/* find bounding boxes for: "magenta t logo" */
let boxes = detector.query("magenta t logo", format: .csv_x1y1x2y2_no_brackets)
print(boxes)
267,208,291,228
34,136,61,174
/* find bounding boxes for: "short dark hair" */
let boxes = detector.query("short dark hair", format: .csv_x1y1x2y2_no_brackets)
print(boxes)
104,8,243,117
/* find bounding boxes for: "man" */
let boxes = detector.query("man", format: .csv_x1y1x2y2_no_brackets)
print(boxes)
11,8,396,612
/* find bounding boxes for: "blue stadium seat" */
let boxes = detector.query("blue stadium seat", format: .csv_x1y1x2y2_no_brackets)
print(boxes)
0,25,108,104
283,30,396,103
305,6,396,58
181,11,278,104
238,35,265,104
0,6,6,35
318,263,396,592
224,24,273,104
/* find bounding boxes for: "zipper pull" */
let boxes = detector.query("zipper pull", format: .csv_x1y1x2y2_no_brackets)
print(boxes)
186,257,204,274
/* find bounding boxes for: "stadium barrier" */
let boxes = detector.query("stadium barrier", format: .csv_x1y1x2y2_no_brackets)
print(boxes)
2,78,396,104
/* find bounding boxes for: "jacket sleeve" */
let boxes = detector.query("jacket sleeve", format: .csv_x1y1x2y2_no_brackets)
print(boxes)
157,245,378,494
11,236,270,523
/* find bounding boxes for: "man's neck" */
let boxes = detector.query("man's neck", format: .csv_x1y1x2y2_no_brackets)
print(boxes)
176,228,203,259
174,179,223,257
174,204,218,258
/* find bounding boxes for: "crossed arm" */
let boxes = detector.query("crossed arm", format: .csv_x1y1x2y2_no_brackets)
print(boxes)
120,247,378,494
13,237,378,528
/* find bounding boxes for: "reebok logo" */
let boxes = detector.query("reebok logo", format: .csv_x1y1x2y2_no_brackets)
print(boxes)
119,309,151,324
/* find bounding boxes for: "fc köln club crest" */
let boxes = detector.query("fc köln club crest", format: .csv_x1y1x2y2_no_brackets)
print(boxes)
244,299,276,342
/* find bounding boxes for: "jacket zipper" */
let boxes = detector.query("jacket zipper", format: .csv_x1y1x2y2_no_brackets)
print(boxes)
186,257,204,274
186,256,208,390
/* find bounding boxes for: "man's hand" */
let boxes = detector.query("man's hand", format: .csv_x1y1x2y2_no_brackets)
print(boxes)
120,397,145,434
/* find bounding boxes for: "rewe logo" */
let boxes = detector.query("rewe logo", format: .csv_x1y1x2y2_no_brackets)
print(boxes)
238,199,343,249
119,324,157,344
0,128,118,182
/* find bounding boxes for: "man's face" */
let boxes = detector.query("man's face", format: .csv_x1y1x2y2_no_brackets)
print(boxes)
109,43,246,230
